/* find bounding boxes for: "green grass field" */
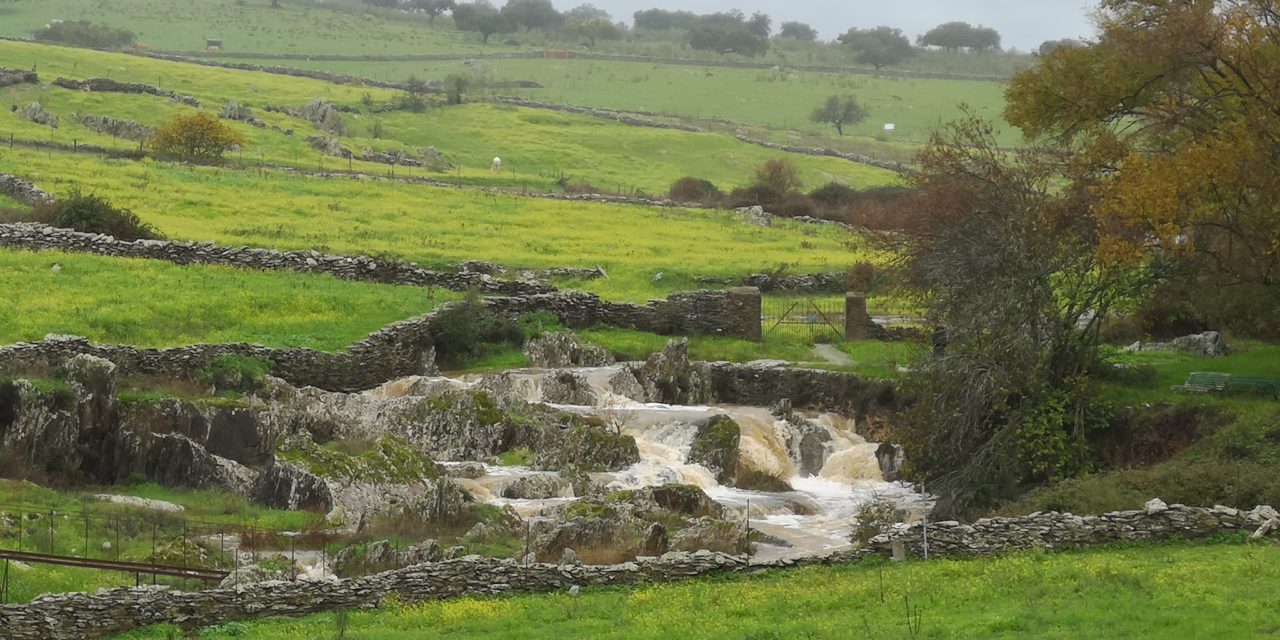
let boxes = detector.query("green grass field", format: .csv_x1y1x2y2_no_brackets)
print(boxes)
112,540,1279,639
0,147,885,302
0,249,450,349
258,56,1015,146
0,40,901,193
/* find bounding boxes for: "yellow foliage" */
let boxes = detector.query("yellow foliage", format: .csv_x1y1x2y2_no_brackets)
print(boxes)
149,110,246,163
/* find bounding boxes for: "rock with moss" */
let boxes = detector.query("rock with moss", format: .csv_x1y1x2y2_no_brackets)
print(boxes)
252,458,333,511
629,339,713,405
689,414,740,484
522,333,612,369
541,371,598,406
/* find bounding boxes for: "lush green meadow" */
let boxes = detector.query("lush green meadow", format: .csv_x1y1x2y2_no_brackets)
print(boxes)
0,249,449,349
1,40,902,192
264,56,1015,147
0,147,884,301
0,0,493,56
113,540,1279,639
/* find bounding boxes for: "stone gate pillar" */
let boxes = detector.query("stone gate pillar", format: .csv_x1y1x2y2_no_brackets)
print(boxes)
728,286,762,342
844,292,869,341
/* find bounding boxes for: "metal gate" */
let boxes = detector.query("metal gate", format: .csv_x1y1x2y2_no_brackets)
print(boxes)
761,298,845,340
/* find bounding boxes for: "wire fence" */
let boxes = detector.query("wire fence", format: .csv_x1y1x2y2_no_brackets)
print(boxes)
761,297,846,340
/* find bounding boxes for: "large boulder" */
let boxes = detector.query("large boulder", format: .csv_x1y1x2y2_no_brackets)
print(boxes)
1124,331,1231,357
688,415,739,484
252,459,333,512
522,333,612,369
140,433,256,496
541,371,599,406
630,339,713,405
787,420,832,477
501,474,572,499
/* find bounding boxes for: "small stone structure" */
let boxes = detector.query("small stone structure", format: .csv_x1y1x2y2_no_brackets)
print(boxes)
0,67,38,88
0,501,1272,639
0,175,54,206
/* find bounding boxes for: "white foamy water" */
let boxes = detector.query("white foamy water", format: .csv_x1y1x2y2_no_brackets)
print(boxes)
378,366,931,560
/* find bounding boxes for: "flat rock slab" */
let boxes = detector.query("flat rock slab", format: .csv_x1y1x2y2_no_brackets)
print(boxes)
92,494,185,512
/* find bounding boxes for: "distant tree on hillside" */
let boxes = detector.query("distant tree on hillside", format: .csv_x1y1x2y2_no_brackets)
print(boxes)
401,74,431,112
271,0,281,7
443,73,469,104
919,21,1001,51
839,26,915,69
809,95,868,136
746,12,772,38
565,3,611,21
411,0,456,23
362,0,403,7
778,21,817,41
753,158,803,193
34,20,135,48
453,1,514,42
501,0,563,32
688,12,769,57
566,16,621,47
150,112,245,163
633,8,700,31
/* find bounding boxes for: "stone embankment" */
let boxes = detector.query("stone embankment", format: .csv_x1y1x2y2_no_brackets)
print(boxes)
0,175,54,206
0,501,1273,639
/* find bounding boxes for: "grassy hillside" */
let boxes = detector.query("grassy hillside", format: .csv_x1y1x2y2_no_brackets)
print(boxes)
0,147,884,301
1,40,901,192
114,540,1279,639
0,249,450,349
255,57,1015,146
0,0,491,56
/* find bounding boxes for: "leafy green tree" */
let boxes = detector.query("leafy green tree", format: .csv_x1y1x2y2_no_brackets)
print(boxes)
565,3,610,21
453,1,514,43
566,17,621,47
918,21,1001,51
778,21,817,41
809,95,868,136
839,26,915,70
411,0,456,23
746,12,771,38
501,0,562,32
633,8,699,31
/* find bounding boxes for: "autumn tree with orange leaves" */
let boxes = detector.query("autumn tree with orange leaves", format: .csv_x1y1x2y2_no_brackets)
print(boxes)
1006,0,1280,333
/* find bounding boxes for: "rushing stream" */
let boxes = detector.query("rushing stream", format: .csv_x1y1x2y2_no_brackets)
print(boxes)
410,366,929,561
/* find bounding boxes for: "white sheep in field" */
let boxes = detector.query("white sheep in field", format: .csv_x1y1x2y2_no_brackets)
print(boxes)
490,156,502,172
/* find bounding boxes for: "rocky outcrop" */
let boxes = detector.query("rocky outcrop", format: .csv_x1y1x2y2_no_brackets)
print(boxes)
630,339,714,405
15,102,58,128
533,485,728,560
688,415,739,485
786,420,832,477
73,114,154,140
270,98,346,136
541,371,599,406
53,77,201,107
1124,331,1231,357
252,459,333,511
0,67,37,88
219,101,265,127
522,333,612,369
501,474,572,499
140,433,255,496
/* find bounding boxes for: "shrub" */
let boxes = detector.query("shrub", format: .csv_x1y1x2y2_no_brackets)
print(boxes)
668,176,723,204
753,158,802,193
149,112,246,163
429,296,524,368
808,182,860,208
32,190,161,240
727,185,783,208
196,355,272,394
34,20,135,48
773,192,815,218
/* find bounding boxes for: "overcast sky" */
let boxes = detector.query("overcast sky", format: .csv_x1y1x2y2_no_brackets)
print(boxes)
584,1,1100,51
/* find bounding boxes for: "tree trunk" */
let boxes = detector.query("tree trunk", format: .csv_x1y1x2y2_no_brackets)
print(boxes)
835,122,843,136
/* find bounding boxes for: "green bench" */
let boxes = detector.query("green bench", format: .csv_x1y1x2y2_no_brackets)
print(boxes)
1173,372,1280,399
1172,372,1232,394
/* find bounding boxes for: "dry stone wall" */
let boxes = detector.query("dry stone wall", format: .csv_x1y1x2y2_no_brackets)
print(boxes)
0,222,548,295
0,502,1273,639
0,67,37,88
0,175,53,207
52,77,202,107
0,290,763,392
